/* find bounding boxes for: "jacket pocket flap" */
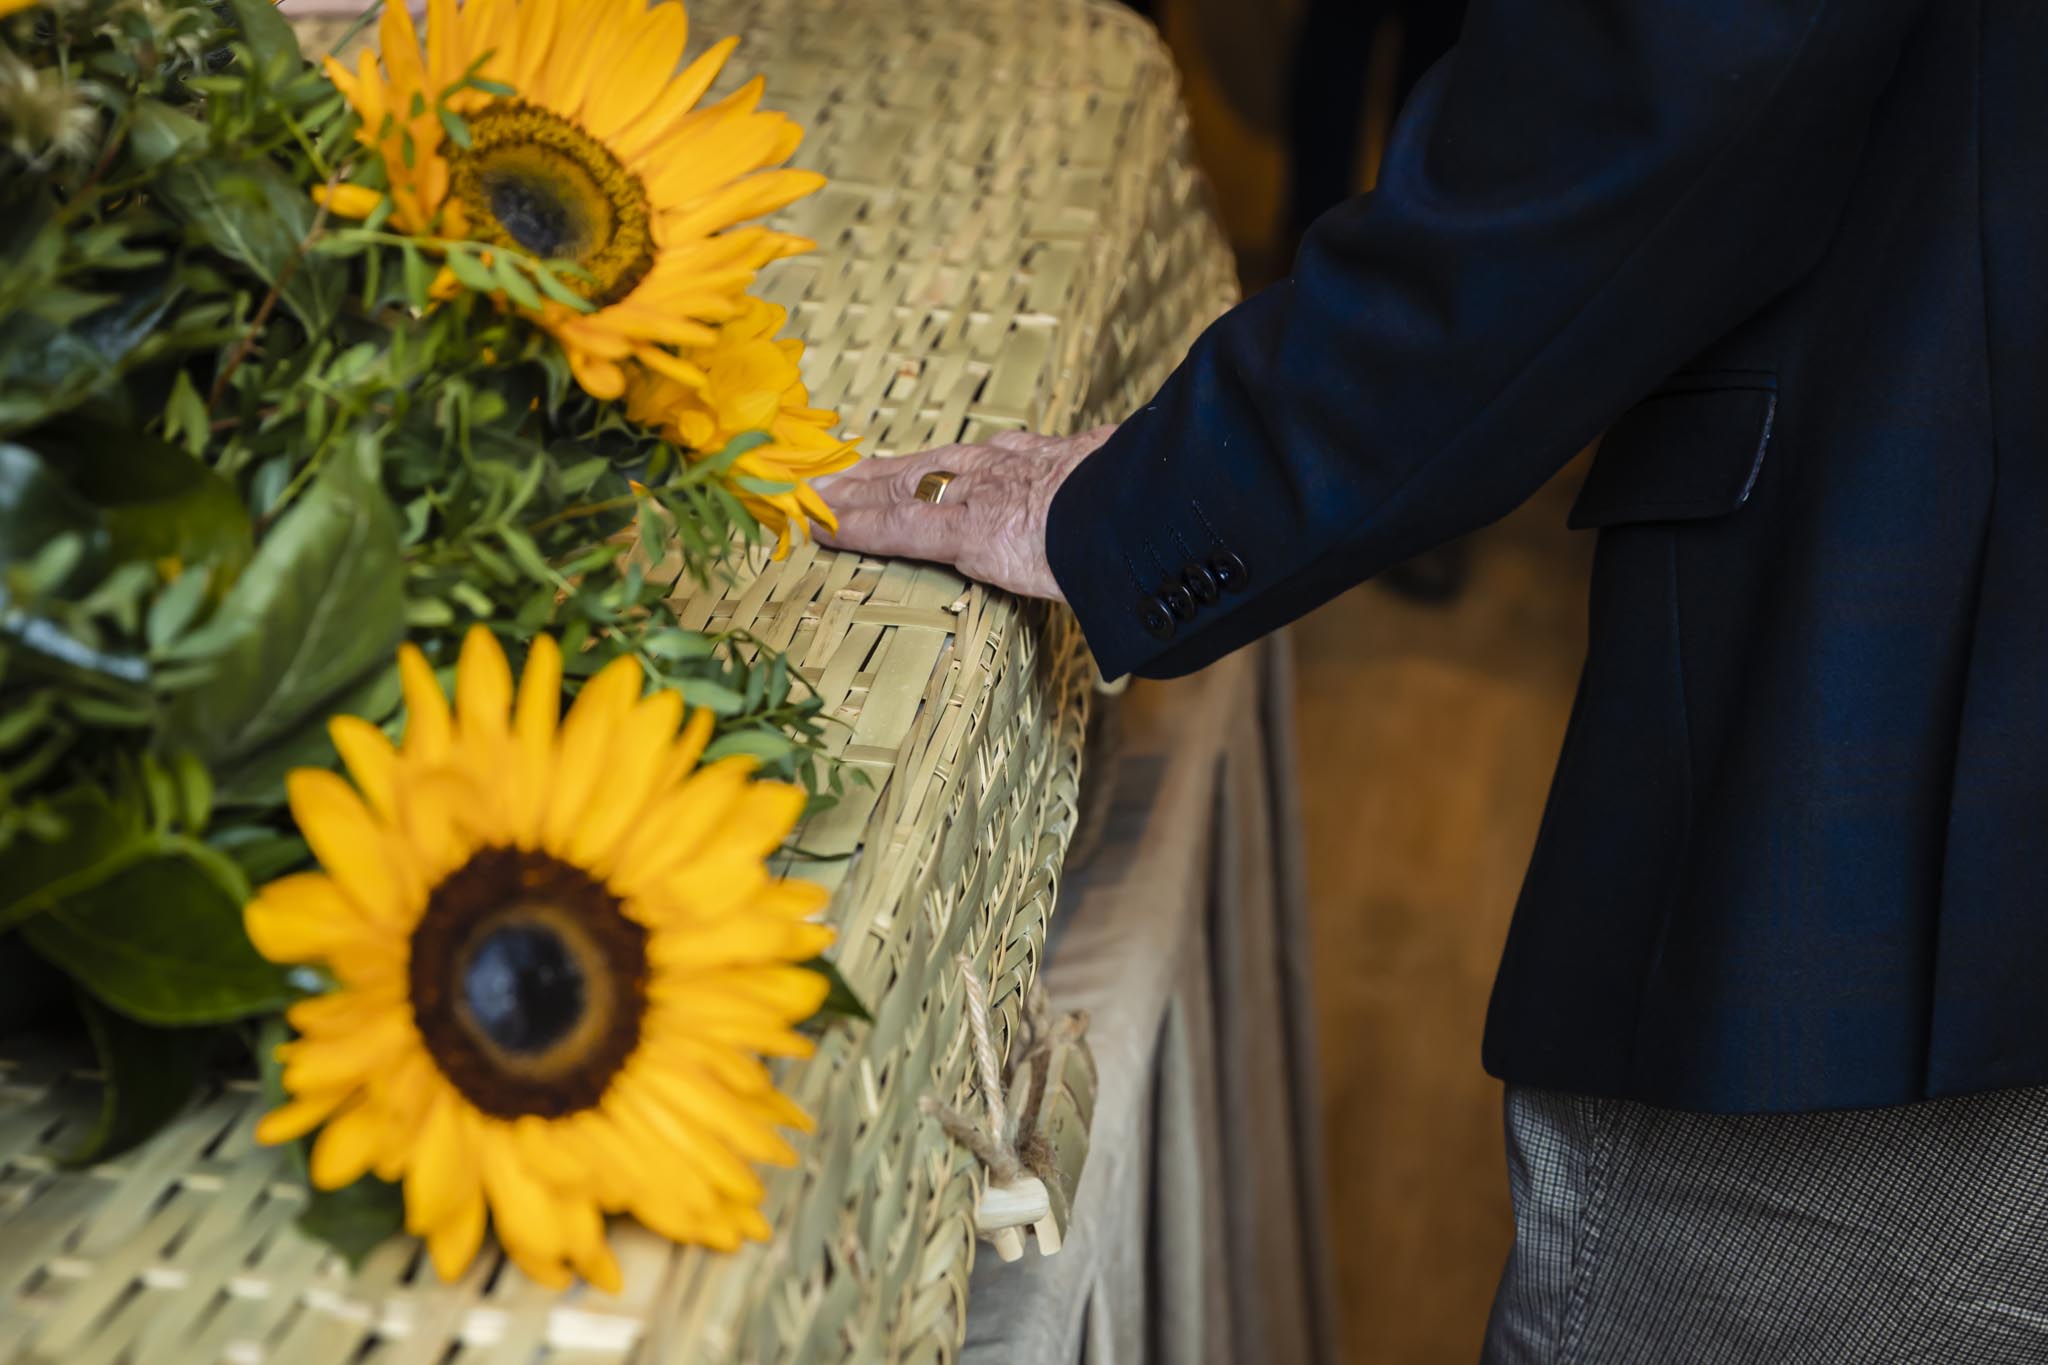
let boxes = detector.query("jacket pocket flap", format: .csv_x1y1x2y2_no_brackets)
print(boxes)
1568,375,1776,530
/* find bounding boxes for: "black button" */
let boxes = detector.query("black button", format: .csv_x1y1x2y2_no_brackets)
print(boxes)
1209,550,1249,592
1138,594,1177,640
1162,583,1197,621
1181,561,1220,605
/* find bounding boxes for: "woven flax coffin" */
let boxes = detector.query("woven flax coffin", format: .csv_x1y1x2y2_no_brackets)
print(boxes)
0,1,1238,1359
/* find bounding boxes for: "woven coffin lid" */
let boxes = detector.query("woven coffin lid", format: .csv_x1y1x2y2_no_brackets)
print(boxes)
0,2,1237,1361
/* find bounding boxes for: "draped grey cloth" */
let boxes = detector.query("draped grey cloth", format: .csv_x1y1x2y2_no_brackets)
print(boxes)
961,638,1339,1365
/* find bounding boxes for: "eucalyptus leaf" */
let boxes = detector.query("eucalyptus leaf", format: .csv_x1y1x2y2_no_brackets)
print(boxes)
158,159,339,334
64,990,209,1164
677,677,746,714
703,729,797,765
221,0,305,82
129,100,208,168
162,437,403,765
20,854,291,1025
643,627,715,661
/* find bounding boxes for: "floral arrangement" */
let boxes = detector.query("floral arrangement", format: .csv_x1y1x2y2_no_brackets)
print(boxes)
0,0,863,1289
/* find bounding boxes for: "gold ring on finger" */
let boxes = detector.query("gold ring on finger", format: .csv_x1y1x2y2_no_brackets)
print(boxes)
914,470,958,504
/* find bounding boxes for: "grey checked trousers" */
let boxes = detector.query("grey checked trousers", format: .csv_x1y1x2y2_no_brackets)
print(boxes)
1481,1085,2048,1363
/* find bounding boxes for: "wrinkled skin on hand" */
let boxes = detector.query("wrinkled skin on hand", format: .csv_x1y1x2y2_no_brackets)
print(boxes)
813,425,1116,602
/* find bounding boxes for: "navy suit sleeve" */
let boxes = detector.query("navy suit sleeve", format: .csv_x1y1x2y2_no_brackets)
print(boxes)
1046,0,1929,679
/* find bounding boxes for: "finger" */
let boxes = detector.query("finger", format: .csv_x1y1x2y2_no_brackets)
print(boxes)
815,499,970,563
816,444,998,509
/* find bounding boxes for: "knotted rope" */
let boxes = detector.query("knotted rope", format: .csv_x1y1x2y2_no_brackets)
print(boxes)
923,953,1089,1186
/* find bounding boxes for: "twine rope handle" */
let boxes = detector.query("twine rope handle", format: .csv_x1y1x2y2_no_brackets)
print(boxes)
924,954,1089,1188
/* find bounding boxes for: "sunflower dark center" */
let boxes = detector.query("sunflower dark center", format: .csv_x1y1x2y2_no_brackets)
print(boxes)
486,176,583,259
410,846,647,1119
461,923,586,1055
445,101,656,308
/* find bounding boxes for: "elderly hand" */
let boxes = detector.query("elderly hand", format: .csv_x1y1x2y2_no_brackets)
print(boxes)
812,425,1116,601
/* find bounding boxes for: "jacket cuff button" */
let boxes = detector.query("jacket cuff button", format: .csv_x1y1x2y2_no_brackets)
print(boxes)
1162,583,1197,621
1181,561,1220,605
1138,594,1177,641
1209,550,1249,592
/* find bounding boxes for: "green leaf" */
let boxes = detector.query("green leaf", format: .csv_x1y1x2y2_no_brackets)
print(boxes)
20,854,291,1025
444,248,497,295
0,313,126,433
643,627,715,661
147,566,213,648
703,729,797,765
211,659,401,808
677,677,745,714
162,437,404,765
0,786,146,933
0,443,109,582
436,105,472,150
221,0,305,78
129,100,207,168
714,431,775,463
531,260,592,312
400,244,431,310
64,990,209,1164
158,159,339,334
33,415,253,580
799,957,871,1028
297,1174,406,1268
163,370,211,459
491,256,543,310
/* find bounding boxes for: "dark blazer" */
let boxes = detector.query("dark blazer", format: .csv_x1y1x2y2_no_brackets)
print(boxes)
1044,0,2042,1113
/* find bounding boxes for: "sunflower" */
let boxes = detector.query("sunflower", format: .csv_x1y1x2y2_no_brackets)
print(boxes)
320,0,824,402
246,626,834,1289
624,298,859,555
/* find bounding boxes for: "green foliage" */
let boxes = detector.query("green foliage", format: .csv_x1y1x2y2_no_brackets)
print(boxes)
66,990,211,1164
799,956,873,1031
0,0,839,1202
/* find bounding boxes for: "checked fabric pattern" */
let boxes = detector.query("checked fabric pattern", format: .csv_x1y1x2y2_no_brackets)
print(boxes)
1483,1085,2048,1364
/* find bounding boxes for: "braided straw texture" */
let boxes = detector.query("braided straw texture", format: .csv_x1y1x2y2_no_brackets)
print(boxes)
0,1,1237,1360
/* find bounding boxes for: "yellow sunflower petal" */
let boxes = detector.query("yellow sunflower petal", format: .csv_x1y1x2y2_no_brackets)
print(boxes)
286,769,415,924
480,1126,574,1285
608,754,759,896
582,0,688,143
612,35,739,162
254,1090,350,1146
308,1100,386,1191
313,183,387,220
328,715,400,820
244,871,376,964
508,634,563,845
426,1182,488,1282
567,687,683,874
405,1091,480,1236
539,654,645,852
398,643,453,764
455,624,515,743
